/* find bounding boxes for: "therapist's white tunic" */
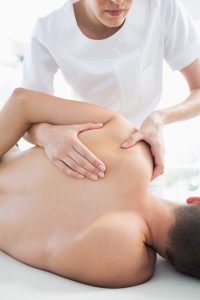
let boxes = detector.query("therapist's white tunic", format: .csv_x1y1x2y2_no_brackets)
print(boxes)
21,0,200,128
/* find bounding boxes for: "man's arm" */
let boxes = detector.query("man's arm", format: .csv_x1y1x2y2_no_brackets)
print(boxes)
59,215,157,288
0,88,117,158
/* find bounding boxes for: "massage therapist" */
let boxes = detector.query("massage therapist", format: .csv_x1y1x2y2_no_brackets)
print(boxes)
21,0,200,193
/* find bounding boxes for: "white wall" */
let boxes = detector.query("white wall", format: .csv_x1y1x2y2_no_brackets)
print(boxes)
180,0,200,19
0,0,66,41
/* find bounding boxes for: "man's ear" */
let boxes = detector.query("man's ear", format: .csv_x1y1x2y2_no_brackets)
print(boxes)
186,197,200,204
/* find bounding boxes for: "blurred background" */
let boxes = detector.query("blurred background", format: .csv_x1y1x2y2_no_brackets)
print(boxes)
0,0,200,201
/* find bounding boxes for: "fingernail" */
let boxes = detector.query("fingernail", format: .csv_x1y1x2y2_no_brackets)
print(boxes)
99,164,105,171
91,174,98,180
78,174,84,179
98,172,104,178
122,142,128,147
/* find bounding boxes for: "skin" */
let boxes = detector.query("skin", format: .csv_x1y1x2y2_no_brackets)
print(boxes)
24,0,135,179
74,0,134,39
122,57,200,180
0,88,182,288
24,1,200,182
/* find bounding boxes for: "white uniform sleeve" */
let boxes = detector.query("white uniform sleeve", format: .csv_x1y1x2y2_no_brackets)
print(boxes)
21,18,58,95
161,0,200,71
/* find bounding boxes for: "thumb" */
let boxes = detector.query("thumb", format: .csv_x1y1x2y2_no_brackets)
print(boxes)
76,123,103,133
121,132,143,148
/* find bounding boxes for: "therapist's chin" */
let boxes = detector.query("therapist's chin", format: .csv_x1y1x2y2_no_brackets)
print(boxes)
102,12,127,28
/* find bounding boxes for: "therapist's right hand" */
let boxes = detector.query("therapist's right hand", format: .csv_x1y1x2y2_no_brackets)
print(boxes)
34,123,106,180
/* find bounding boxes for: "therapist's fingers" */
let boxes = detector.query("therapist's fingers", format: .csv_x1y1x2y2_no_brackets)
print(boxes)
65,149,105,180
43,123,106,180
121,132,142,148
53,159,85,179
76,122,104,134
151,166,164,181
61,156,102,180
52,152,104,181
121,131,165,181
150,142,165,181
73,139,106,172
74,122,106,175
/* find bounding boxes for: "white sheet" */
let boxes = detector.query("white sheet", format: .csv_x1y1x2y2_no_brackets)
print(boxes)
0,250,199,300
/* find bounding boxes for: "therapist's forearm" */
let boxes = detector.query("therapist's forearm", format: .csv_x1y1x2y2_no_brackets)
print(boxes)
23,123,50,147
157,89,200,125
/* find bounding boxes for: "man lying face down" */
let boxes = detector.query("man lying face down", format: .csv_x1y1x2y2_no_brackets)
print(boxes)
0,88,199,288
166,199,200,278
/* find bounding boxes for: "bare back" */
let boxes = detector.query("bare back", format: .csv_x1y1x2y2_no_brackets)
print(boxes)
0,115,155,287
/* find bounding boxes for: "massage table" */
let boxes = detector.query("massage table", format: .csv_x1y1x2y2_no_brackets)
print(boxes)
0,249,199,300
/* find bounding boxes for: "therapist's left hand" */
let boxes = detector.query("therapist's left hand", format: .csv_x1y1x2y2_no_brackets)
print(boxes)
121,111,165,181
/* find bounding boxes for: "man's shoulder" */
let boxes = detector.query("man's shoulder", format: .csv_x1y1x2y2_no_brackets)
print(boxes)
74,213,156,287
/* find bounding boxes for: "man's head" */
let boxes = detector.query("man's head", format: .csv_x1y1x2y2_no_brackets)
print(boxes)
166,200,200,279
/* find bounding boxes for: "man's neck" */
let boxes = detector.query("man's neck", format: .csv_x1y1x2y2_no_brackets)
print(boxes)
144,195,181,258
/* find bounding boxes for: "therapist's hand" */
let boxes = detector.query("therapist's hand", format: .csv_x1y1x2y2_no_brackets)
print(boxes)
121,111,165,181
36,123,106,180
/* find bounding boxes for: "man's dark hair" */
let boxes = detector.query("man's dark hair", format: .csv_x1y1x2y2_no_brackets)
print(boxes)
166,204,200,278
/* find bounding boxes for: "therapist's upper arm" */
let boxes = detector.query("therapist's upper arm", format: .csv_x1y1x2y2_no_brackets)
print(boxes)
180,57,200,91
